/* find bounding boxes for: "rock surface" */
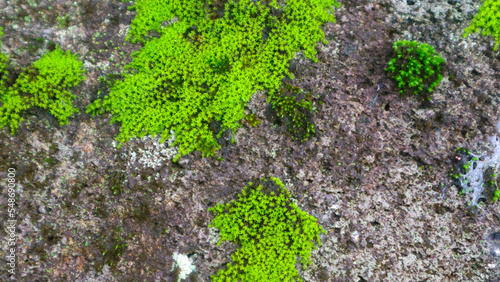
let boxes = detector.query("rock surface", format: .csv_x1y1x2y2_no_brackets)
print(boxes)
0,0,499,281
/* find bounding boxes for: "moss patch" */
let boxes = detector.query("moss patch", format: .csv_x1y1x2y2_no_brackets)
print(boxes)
87,0,340,161
208,177,326,281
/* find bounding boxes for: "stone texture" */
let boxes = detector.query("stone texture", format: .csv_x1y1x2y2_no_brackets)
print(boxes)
0,0,499,281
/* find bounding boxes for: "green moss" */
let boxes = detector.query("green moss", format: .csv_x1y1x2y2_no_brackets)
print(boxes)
385,40,445,101
57,14,71,28
244,113,261,127
87,0,340,161
0,45,85,134
463,0,500,51
208,177,327,281
456,147,471,154
272,82,315,142
487,172,499,201
0,27,8,91
494,190,500,201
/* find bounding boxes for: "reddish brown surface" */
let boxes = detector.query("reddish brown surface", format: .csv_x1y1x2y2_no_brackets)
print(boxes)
0,0,499,281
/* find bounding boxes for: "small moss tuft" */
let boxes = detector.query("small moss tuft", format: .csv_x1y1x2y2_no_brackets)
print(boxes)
208,177,327,281
0,27,8,91
385,40,445,101
0,45,85,134
272,82,315,142
244,113,261,127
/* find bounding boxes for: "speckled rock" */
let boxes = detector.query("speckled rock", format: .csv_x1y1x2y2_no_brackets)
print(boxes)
0,0,499,281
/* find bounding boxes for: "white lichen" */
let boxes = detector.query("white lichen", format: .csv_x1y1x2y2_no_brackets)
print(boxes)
125,130,178,170
171,252,196,281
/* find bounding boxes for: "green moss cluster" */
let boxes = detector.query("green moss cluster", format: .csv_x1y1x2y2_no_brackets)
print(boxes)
87,0,340,161
385,40,445,101
463,0,500,51
0,45,85,134
273,82,315,142
494,190,500,202
0,27,8,91
244,113,261,127
208,177,326,281
450,147,471,180
486,172,500,202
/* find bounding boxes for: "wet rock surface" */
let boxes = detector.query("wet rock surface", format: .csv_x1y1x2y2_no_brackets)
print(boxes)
0,0,500,281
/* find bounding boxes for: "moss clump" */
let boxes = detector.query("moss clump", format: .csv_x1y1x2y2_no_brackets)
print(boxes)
208,177,327,281
463,0,500,51
272,82,315,142
494,190,500,202
0,27,8,90
0,45,85,134
484,170,500,202
244,113,261,127
87,0,340,161
385,40,445,101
